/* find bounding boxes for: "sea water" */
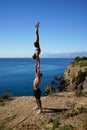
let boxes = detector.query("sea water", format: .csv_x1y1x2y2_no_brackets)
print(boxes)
0,58,73,96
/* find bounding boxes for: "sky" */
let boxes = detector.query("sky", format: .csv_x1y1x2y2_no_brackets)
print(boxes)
0,0,87,57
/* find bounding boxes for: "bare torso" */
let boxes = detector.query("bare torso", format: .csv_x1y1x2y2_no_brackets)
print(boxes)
33,75,40,90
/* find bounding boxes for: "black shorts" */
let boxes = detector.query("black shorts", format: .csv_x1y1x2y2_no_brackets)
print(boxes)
34,88,41,99
32,53,36,60
34,42,40,48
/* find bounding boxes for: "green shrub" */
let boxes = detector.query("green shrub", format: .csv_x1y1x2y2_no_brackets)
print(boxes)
0,93,13,106
59,124,75,130
45,118,59,130
67,107,78,117
0,93,12,100
74,57,81,62
80,60,87,66
45,122,75,130
75,89,83,97
73,57,87,66
52,119,59,129
82,57,87,60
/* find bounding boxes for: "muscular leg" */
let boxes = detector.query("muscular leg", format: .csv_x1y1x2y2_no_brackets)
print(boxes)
33,23,41,70
34,22,40,48
35,27,39,43
36,99,42,108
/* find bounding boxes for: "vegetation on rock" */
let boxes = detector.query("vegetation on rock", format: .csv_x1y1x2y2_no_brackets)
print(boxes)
62,57,87,96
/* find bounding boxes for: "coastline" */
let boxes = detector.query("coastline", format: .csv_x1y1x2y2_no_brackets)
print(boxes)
0,57,87,129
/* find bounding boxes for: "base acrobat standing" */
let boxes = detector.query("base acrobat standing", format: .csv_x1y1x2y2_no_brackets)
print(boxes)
32,22,42,114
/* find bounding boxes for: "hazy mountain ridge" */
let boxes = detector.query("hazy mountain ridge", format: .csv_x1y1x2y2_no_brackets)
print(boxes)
41,52,87,58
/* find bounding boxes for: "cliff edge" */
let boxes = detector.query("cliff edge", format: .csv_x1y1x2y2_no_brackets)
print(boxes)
60,57,87,96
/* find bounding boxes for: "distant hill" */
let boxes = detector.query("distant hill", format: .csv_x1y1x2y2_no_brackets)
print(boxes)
41,52,87,58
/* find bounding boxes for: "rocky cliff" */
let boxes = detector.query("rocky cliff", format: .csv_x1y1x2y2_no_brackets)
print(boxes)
61,57,87,95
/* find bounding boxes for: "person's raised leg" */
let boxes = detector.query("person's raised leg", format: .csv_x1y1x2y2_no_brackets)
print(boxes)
34,22,40,48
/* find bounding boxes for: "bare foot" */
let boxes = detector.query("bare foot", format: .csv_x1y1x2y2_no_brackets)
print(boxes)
35,22,40,28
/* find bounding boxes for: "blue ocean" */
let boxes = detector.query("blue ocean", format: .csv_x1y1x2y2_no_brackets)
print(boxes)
0,58,73,96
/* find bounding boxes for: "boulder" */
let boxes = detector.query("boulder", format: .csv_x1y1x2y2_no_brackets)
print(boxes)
45,86,56,95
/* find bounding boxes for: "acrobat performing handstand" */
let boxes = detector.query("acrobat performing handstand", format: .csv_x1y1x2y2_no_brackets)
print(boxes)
32,22,42,114
32,22,41,73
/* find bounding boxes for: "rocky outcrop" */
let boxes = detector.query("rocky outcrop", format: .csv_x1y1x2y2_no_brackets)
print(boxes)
45,85,58,95
60,57,87,95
